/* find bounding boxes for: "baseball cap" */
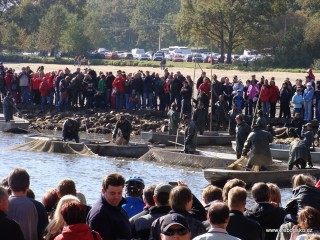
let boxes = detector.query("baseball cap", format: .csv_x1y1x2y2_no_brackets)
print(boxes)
161,213,189,233
154,183,173,197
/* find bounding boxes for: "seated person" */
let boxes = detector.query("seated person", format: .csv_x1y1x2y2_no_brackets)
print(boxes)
62,118,80,143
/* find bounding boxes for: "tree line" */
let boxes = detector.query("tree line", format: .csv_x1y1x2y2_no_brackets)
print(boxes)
1,0,320,68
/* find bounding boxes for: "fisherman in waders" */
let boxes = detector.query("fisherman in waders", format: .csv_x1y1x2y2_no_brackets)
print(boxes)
62,118,80,143
193,101,208,135
3,92,16,122
167,102,180,135
288,138,313,170
112,115,132,145
235,114,251,159
183,115,197,154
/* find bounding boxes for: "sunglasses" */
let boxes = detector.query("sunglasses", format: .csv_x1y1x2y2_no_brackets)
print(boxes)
163,228,189,236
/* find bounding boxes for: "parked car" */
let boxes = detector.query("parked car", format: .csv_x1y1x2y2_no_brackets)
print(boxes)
105,52,120,60
184,54,193,62
118,52,134,60
172,54,184,62
208,53,220,64
89,51,105,59
138,54,151,61
97,48,109,54
192,54,204,63
153,53,163,61
165,53,173,61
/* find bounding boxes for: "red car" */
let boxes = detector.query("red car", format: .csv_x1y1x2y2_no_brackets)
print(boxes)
105,52,120,60
172,54,184,62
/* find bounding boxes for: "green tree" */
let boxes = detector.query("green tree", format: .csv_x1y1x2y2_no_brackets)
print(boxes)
60,14,92,55
177,0,275,63
131,0,180,50
36,5,68,54
0,21,22,52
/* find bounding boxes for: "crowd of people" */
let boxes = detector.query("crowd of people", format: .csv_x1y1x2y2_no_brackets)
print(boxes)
2,168,320,240
1,62,320,124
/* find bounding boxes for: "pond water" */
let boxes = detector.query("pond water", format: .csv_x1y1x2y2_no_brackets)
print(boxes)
0,132,292,207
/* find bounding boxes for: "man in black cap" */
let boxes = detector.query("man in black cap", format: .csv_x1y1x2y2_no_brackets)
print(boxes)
112,115,132,145
160,213,191,240
62,118,80,143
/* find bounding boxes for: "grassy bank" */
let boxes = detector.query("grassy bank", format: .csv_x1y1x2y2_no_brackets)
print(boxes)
0,54,311,73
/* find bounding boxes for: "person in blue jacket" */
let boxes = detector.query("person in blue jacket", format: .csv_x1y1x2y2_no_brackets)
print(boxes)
122,176,145,218
303,83,314,121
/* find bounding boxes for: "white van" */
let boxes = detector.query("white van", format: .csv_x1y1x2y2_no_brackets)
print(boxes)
132,48,145,59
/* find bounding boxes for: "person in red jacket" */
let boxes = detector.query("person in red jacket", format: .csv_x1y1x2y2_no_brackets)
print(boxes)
259,79,271,118
198,77,211,96
112,72,126,110
31,73,42,104
54,201,102,240
269,78,280,118
39,77,50,112
5,69,14,94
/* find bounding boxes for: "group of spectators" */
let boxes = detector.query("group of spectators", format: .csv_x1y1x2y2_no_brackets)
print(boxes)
2,168,320,240
1,62,320,125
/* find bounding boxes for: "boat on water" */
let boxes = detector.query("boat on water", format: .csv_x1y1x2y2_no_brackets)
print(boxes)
141,131,235,146
0,114,29,133
24,134,150,158
203,166,320,187
231,141,320,162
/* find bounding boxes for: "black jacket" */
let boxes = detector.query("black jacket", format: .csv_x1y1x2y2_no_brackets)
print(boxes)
133,206,171,240
0,210,24,240
227,210,265,240
87,195,131,240
245,202,286,240
112,119,132,141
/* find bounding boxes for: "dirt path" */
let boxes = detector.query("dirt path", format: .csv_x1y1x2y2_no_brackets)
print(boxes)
6,62,309,86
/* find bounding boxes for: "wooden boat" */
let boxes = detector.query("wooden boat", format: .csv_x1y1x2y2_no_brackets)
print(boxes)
0,114,29,133
24,134,150,158
204,166,320,187
138,148,236,169
231,141,320,162
141,131,235,146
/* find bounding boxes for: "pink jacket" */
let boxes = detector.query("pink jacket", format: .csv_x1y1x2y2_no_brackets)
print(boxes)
247,84,260,100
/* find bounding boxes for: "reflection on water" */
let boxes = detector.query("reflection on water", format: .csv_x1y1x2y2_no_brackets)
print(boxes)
0,132,292,207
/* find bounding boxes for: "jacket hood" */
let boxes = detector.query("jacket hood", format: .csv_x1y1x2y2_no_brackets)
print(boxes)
59,224,97,240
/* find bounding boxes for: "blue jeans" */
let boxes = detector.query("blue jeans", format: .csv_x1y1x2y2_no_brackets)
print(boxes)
143,92,153,110
262,101,270,118
41,96,50,112
304,101,312,121
116,93,123,110
20,86,30,104
125,93,131,110
59,94,68,111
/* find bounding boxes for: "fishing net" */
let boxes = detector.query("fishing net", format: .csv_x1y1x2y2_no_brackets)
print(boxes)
8,139,97,156
139,148,235,169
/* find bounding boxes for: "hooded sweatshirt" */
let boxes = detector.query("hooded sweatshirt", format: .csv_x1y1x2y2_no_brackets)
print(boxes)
54,223,102,240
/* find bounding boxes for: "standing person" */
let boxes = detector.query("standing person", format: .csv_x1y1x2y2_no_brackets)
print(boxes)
279,82,291,119
235,114,251,159
259,79,270,119
211,75,222,110
97,74,106,107
198,77,211,96
164,77,171,111
246,80,260,117
232,89,245,113
193,202,240,240
228,104,241,136
242,120,273,171
160,58,166,70
243,80,251,115
303,83,314,121
112,72,126,110
7,168,48,240
183,115,197,154
3,92,16,122
112,115,132,145
292,88,304,116
315,81,320,121
86,173,131,240
170,74,183,112
122,177,145,219
142,71,154,110
167,103,180,135
223,77,234,109
18,67,31,104
105,72,115,108
180,80,192,117
196,72,206,90
269,79,280,118
0,186,24,240
54,201,102,240
245,183,286,240
62,118,80,143
154,75,165,111
193,102,208,135
215,95,229,131
227,187,264,240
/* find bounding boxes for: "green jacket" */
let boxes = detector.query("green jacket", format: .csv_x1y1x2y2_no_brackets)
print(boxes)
98,78,106,93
